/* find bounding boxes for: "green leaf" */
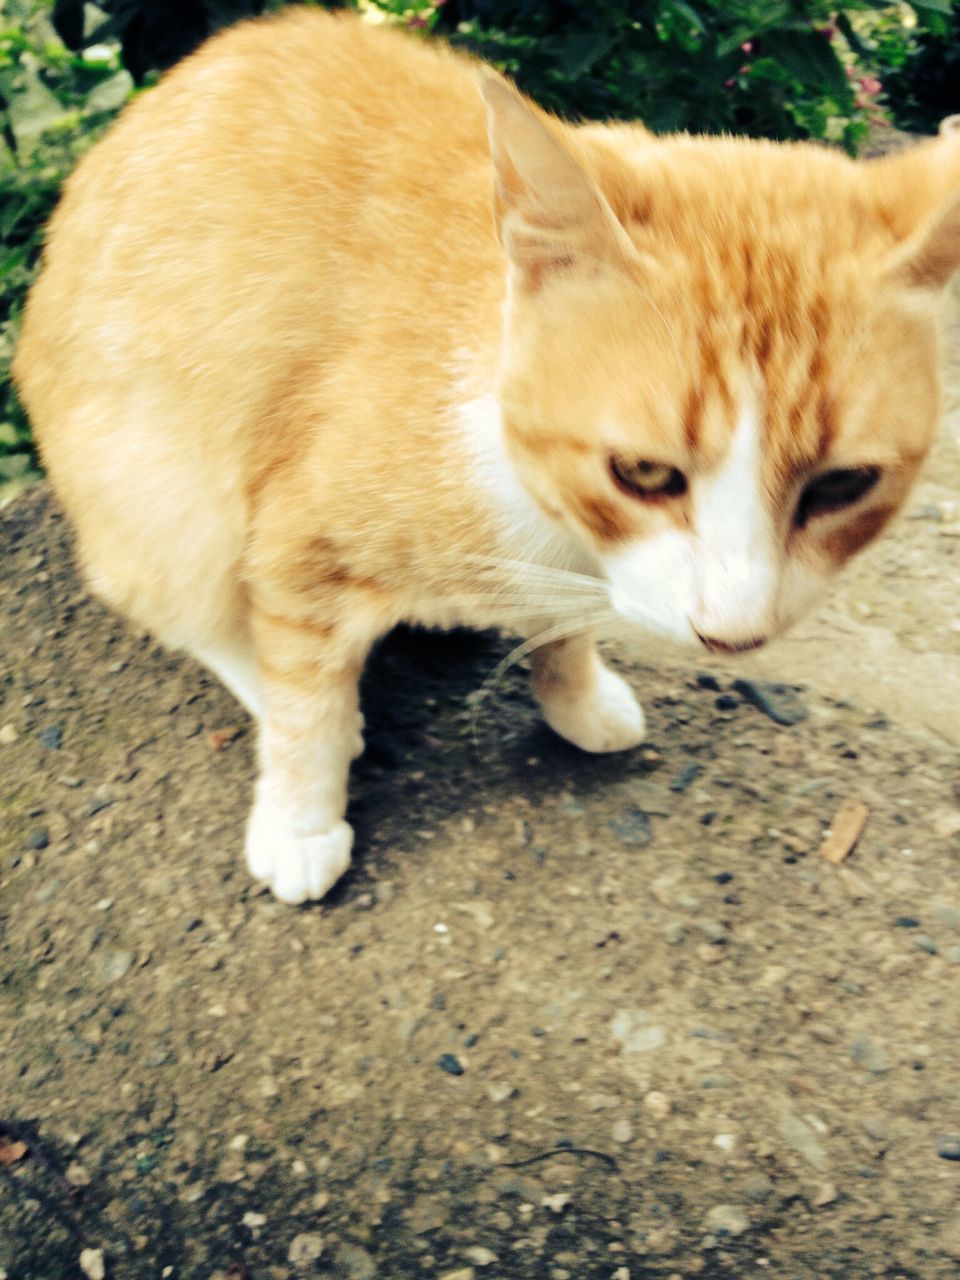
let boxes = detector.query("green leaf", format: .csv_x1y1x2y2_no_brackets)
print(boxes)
540,30,617,78
670,1,705,32
761,29,851,98
911,0,953,13
834,12,871,58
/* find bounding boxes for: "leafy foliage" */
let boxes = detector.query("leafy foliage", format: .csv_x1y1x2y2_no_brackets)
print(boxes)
0,0,956,485
0,1,129,490
428,0,881,146
878,4,960,131
50,0,273,83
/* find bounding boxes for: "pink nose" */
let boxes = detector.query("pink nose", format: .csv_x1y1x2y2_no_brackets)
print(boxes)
696,631,766,655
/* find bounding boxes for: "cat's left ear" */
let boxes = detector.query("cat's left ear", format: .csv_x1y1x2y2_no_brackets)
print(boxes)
887,187,960,291
885,129,960,291
479,72,638,291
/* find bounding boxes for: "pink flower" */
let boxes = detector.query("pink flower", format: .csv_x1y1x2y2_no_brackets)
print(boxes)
859,74,882,96
740,41,753,53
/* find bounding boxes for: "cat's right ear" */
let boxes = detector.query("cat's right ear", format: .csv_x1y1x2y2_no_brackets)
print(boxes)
479,72,636,292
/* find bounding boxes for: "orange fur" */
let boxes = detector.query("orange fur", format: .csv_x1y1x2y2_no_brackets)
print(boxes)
14,9,960,901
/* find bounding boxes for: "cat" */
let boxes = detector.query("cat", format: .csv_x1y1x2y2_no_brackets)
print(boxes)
14,8,960,903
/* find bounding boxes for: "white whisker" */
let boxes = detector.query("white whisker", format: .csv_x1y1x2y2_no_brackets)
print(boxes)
464,552,606,591
467,607,619,753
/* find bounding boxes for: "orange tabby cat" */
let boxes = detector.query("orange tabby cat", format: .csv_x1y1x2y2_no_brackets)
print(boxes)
14,9,960,902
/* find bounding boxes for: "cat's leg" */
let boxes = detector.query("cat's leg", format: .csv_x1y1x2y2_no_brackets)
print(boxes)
530,634,645,754
193,636,262,719
243,599,375,904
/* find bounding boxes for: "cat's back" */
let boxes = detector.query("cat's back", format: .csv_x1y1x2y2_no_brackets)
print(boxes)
16,10,496,439
46,8,490,240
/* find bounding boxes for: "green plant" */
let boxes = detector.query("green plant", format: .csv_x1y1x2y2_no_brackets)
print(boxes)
423,1,951,146
0,2,130,491
877,3,959,131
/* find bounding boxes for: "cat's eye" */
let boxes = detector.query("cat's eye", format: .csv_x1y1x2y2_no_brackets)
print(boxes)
795,466,882,527
610,456,687,500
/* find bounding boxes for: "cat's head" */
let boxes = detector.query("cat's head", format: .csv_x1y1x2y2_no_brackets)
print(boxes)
482,77,960,652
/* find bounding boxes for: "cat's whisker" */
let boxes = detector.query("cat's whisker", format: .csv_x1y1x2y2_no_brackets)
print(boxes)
467,608,620,753
416,593,605,622
464,552,607,591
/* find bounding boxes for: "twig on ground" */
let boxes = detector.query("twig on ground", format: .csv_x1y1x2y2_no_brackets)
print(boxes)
500,1145,619,1170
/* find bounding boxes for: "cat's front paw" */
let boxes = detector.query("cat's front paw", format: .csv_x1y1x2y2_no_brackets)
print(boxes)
538,663,646,754
245,799,353,904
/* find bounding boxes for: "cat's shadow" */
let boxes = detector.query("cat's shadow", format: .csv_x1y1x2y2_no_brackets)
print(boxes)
334,624,655,897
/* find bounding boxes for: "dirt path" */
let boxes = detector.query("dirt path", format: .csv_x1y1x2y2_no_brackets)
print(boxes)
0,327,958,1278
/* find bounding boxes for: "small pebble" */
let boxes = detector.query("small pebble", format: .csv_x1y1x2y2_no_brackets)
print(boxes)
933,903,960,929
27,829,49,851
610,1009,666,1054
485,1081,515,1103
937,1137,960,1162
336,1244,376,1279
611,1118,635,1144
38,725,64,749
287,1233,325,1265
644,1091,671,1119
850,1037,890,1074
66,1163,91,1188
463,1247,497,1267
670,762,700,792
697,920,728,945
741,1174,774,1202
861,1118,888,1142
79,1249,106,1280
437,1053,465,1076
810,1181,838,1207
0,723,18,745
780,1111,828,1171
704,1204,749,1237
608,809,652,847
97,951,134,984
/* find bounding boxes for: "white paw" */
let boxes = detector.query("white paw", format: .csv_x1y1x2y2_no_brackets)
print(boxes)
539,664,645,754
245,797,353,904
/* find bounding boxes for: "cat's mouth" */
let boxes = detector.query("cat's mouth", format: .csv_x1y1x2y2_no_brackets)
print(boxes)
695,631,767,655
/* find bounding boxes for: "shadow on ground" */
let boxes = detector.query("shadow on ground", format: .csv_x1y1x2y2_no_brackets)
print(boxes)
2,483,960,1280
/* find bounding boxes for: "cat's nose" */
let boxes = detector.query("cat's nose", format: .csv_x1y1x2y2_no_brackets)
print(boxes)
695,630,766,655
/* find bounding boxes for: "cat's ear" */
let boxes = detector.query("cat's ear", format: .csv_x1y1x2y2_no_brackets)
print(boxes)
887,186,960,292
479,72,636,291
884,128,960,291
